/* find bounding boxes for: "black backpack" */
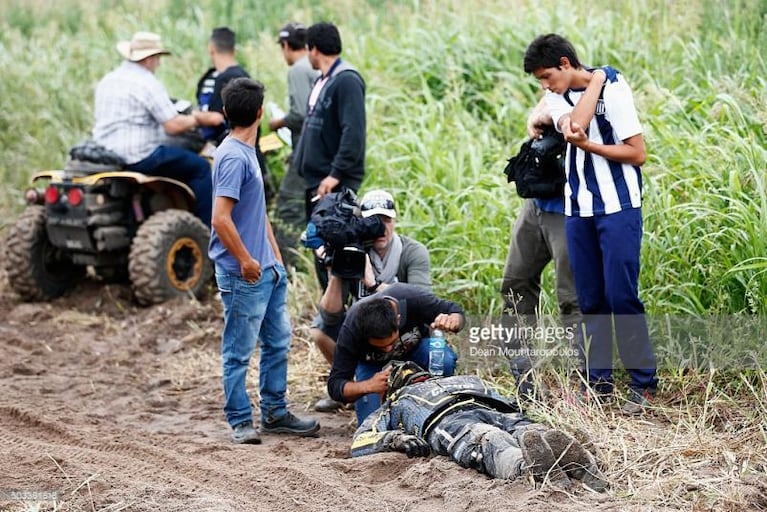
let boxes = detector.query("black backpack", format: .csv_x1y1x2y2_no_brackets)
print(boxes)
503,127,566,199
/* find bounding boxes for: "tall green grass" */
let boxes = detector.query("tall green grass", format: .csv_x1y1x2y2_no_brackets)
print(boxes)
1,0,766,315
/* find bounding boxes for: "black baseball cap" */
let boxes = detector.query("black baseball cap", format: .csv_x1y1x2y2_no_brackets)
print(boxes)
276,22,307,46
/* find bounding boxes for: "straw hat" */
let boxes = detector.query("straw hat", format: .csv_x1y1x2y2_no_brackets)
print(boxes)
116,31,171,62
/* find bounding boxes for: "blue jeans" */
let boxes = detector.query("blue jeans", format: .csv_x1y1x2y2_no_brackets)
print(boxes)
217,264,291,428
127,145,212,227
354,339,458,424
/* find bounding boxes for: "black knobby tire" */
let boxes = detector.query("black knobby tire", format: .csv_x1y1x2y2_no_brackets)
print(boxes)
128,209,212,306
4,205,85,301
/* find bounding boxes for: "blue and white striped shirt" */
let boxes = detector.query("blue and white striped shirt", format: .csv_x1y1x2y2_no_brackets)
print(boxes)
546,66,643,217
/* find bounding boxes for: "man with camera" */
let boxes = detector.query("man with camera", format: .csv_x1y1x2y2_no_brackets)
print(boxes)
310,189,433,412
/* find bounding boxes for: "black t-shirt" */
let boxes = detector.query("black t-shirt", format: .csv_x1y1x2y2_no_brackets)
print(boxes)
327,283,464,402
196,65,249,142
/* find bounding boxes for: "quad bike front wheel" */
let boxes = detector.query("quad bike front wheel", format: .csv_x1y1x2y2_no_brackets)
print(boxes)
129,209,212,306
4,205,86,301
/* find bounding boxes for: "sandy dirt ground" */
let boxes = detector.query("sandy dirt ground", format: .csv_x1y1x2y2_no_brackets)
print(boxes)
1,273,765,511
0,275,611,512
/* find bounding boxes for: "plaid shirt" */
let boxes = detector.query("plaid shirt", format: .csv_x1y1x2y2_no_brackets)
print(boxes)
93,61,177,164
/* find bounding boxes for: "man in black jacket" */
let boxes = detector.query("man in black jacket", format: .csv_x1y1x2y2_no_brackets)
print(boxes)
292,22,366,221
327,284,463,424
351,361,608,491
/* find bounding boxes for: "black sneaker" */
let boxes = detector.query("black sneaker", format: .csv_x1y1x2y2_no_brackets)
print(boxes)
314,394,344,413
261,411,320,437
231,421,262,444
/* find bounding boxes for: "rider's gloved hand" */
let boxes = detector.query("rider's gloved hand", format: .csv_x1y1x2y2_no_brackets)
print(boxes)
390,434,431,458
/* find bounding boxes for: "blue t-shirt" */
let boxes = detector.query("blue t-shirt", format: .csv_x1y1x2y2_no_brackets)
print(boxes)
208,137,276,274
534,196,565,214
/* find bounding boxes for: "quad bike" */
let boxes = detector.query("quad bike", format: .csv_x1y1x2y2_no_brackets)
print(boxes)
4,142,212,306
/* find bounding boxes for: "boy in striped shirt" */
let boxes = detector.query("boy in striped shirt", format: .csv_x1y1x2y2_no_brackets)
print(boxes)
523,34,658,414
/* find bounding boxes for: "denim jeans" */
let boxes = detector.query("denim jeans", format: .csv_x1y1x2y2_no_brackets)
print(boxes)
217,264,291,428
354,338,458,425
127,145,212,227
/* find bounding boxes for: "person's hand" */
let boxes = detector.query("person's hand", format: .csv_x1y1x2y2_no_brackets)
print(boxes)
362,254,376,289
526,97,553,139
564,120,589,148
317,176,340,198
390,434,431,458
431,313,462,332
527,122,547,139
268,118,284,131
189,111,201,131
314,245,332,269
526,112,553,139
241,258,262,283
366,367,392,395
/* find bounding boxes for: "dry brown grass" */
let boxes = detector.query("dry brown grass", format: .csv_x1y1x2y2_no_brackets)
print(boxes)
275,270,767,509
512,369,767,510
1,238,764,510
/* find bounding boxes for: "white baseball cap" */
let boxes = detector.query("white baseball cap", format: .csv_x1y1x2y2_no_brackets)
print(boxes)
360,189,396,218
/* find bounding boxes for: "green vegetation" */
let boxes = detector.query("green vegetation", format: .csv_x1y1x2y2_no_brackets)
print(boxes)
2,0,765,316
1,1,766,508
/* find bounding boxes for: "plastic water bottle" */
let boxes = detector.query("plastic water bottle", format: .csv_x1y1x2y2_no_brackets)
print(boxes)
428,329,446,376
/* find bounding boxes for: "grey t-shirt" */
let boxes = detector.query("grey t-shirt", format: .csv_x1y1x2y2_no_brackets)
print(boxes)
285,54,319,147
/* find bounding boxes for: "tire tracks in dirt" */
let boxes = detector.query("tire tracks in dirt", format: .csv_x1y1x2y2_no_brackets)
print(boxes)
0,403,416,511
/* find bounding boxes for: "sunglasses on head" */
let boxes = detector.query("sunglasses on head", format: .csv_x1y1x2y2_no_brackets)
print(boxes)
361,198,395,211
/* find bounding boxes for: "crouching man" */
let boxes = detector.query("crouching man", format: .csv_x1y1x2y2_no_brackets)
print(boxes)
326,283,463,425
351,361,608,491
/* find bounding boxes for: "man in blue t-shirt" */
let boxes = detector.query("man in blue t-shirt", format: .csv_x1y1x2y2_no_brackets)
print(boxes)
209,77,319,444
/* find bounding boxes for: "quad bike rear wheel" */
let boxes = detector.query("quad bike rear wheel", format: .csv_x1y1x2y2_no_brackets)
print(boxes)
4,205,86,300
128,209,212,306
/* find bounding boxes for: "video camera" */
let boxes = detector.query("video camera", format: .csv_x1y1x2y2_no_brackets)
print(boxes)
301,189,385,280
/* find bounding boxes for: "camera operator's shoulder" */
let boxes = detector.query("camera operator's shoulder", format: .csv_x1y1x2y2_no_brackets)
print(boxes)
398,234,428,253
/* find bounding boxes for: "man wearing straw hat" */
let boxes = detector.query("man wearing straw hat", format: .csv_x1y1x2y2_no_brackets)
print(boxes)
93,31,213,227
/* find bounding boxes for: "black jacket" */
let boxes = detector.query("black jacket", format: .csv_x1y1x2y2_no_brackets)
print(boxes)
327,283,464,403
293,59,366,191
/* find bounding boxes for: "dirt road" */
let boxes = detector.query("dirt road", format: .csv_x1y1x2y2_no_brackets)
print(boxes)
0,279,580,512
2,277,765,511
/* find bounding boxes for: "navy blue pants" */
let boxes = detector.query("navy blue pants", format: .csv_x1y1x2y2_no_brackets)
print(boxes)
128,145,212,227
565,208,657,393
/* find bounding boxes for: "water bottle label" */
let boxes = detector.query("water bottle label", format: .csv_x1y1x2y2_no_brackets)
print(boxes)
429,338,444,349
